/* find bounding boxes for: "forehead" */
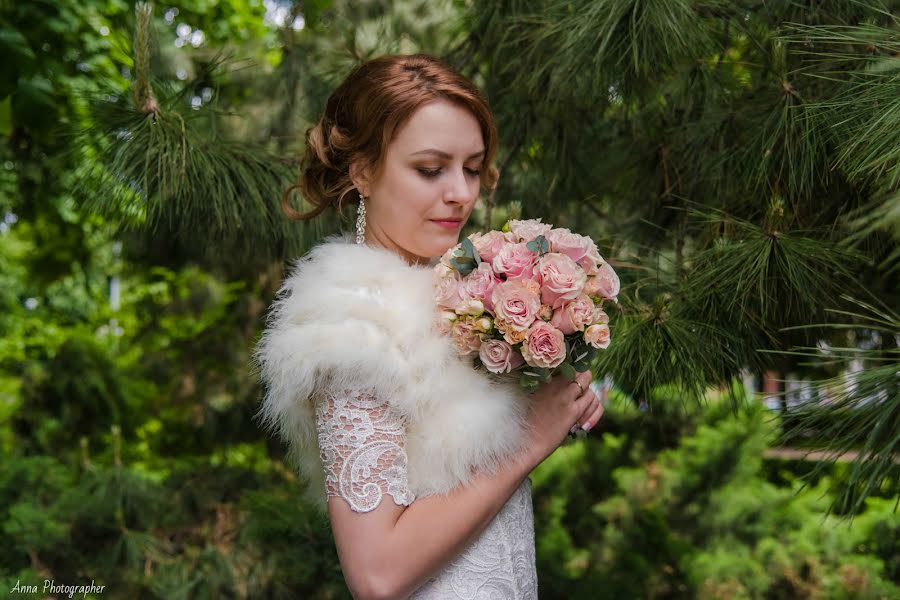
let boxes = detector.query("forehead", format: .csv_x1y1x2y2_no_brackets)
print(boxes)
390,99,484,155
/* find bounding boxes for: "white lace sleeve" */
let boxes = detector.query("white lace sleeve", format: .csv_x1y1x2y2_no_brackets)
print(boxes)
315,385,416,513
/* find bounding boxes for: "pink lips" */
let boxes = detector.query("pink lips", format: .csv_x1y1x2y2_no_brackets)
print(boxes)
431,220,462,229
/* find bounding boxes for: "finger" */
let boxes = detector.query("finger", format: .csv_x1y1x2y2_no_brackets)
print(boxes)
568,393,594,436
581,400,605,432
566,370,592,399
577,369,593,388
576,394,599,427
573,390,597,421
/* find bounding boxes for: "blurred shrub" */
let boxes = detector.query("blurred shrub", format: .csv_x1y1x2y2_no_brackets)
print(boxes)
532,392,900,599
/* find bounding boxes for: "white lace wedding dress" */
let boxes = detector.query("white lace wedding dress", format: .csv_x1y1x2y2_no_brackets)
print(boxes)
315,385,539,599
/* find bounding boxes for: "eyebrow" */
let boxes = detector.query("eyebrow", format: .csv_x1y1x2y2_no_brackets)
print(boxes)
409,148,486,160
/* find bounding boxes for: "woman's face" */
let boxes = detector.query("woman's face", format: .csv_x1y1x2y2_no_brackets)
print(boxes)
353,98,485,266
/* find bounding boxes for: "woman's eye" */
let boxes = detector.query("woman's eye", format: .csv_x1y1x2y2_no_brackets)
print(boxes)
417,166,482,178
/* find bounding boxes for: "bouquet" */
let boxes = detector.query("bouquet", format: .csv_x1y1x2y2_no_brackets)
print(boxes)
433,218,619,390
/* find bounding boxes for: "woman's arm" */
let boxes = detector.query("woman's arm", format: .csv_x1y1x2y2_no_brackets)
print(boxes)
329,370,598,600
329,442,539,600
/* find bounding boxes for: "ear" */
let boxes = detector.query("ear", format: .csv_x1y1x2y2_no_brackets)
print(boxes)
349,156,372,198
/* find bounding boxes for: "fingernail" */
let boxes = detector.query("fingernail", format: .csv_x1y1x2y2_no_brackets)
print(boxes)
569,424,579,434
582,421,592,432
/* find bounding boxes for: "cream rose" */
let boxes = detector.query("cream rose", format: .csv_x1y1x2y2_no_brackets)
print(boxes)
538,304,553,321
492,242,538,281
584,323,611,349
439,244,457,269
496,318,529,345
549,294,595,334
536,252,587,309
458,298,485,316
479,339,525,374
583,275,602,299
521,321,567,369
432,261,455,282
473,316,493,333
451,316,484,355
433,309,457,335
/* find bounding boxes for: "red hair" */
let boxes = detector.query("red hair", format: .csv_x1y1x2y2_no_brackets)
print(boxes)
282,54,500,221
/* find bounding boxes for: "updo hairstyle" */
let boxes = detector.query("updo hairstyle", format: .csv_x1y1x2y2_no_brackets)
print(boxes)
282,53,500,221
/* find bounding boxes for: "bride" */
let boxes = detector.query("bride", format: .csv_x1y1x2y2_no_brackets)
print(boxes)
254,53,604,600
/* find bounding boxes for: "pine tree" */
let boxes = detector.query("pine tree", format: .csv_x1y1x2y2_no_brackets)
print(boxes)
445,0,899,512
79,1,898,513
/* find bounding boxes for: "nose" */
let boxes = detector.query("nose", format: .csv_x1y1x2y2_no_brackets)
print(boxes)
444,166,476,205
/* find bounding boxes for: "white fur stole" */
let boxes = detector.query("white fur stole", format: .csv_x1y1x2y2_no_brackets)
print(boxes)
253,233,532,512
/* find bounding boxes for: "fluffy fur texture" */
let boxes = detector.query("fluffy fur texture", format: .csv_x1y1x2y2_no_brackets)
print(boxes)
253,233,532,513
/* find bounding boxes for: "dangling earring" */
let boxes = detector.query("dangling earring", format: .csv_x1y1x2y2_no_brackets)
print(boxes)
355,192,367,245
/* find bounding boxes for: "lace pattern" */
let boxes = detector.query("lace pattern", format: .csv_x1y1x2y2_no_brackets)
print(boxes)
409,477,537,599
315,386,416,512
315,384,538,598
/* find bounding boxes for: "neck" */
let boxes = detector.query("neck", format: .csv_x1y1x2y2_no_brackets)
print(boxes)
362,231,432,267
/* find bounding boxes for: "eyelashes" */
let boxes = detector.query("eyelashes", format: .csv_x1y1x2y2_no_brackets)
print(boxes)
417,167,482,179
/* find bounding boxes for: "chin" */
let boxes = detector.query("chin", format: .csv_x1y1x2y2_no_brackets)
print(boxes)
418,236,459,254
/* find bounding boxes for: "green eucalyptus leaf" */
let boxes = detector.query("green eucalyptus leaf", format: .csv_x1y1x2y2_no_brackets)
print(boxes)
527,235,550,255
450,256,477,276
519,374,539,391
559,362,577,381
524,366,552,382
461,237,477,258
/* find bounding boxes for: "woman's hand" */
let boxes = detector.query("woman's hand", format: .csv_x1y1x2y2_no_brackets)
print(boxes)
523,369,603,465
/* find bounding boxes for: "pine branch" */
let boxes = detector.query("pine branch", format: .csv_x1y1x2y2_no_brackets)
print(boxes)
72,3,308,263
776,298,900,514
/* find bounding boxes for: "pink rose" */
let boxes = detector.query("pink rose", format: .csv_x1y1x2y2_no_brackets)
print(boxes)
451,316,485,355
536,253,587,309
545,228,594,264
479,339,525,374
508,218,553,242
549,294,595,334
577,246,604,276
491,279,541,332
593,262,620,299
521,321,567,369
460,262,501,313
592,306,609,325
434,271,464,311
584,323,611,349
470,231,511,263
492,242,538,281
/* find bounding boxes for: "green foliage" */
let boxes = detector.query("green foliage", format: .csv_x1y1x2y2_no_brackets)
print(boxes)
530,396,900,599
2,0,899,597
448,236,481,275
775,297,900,514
